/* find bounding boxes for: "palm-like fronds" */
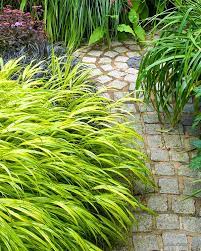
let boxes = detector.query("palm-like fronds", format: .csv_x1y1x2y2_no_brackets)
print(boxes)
0,57,153,250
137,0,201,126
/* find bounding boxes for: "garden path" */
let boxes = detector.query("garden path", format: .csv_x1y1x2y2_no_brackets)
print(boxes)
75,41,201,251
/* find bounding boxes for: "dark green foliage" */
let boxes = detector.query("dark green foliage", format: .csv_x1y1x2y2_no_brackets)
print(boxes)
189,87,201,195
0,0,184,50
137,0,201,126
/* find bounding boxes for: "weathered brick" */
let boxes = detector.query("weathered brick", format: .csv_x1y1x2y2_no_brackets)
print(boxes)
178,164,199,178
192,236,201,251
147,135,163,148
145,123,161,135
133,234,161,251
159,178,179,194
133,214,153,232
150,148,169,162
143,113,160,123
172,195,195,214
156,214,179,230
147,195,168,212
181,216,201,232
162,232,187,246
183,177,201,197
155,162,175,175
164,134,183,148
170,150,189,163
164,247,188,251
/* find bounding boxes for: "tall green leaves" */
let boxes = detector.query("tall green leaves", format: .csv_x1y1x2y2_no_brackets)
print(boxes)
17,0,127,50
0,57,152,250
137,0,201,126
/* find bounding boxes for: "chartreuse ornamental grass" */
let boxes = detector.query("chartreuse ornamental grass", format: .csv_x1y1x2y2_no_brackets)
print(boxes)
0,57,153,250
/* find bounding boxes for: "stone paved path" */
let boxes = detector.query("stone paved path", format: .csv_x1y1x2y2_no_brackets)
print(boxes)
74,41,201,251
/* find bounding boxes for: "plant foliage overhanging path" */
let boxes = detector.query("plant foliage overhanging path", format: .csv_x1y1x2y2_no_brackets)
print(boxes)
0,57,153,250
137,0,201,126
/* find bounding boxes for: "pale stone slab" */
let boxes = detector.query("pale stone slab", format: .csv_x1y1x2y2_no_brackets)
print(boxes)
115,56,129,62
115,62,128,70
104,51,118,58
99,57,112,64
129,82,136,91
107,80,128,90
100,64,114,72
82,57,96,63
90,69,102,76
126,51,141,57
87,50,103,57
113,46,129,53
124,74,137,83
84,63,97,69
108,70,125,78
97,75,112,84
125,68,139,74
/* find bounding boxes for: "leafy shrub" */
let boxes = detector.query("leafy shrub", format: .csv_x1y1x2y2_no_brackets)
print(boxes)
189,87,201,196
136,0,201,126
0,57,153,250
0,5,46,54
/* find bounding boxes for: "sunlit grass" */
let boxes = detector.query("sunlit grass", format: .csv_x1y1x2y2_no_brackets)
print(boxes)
0,57,153,250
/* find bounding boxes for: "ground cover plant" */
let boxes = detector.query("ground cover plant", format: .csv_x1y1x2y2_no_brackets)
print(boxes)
0,57,153,250
136,0,201,126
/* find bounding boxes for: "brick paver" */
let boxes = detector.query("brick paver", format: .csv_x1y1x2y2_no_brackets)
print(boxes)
75,41,201,251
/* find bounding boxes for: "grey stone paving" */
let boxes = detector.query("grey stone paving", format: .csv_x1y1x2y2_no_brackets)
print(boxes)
75,41,201,251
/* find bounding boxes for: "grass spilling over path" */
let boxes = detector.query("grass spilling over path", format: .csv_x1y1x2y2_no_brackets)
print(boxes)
0,58,152,250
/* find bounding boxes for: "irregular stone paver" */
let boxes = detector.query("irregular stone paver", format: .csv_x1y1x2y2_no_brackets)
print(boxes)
77,40,201,251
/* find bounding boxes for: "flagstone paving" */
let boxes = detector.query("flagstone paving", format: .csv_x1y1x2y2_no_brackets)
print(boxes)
74,41,201,251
